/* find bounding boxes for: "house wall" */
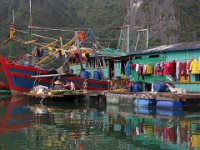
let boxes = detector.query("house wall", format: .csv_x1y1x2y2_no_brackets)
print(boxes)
130,53,166,84
130,49,200,92
164,49,200,92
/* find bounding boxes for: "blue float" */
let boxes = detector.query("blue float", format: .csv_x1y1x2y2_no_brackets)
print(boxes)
133,82,142,92
93,71,101,80
156,100,183,110
156,109,183,117
133,107,156,115
81,71,89,79
133,98,156,108
153,81,167,92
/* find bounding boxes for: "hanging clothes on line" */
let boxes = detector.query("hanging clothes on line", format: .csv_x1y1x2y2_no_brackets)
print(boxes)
190,59,200,74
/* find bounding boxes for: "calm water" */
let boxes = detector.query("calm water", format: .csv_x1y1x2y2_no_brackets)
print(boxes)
0,95,200,150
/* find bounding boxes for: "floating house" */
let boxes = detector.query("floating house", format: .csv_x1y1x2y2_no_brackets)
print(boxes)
128,41,200,93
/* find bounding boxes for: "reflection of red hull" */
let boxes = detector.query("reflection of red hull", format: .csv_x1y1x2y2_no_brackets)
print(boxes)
0,82,9,90
0,97,33,134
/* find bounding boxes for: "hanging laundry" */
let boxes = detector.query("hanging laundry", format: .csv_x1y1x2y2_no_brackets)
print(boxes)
138,65,144,80
154,64,163,76
172,60,176,80
125,61,131,78
190,59,200,74
178,62,187,80
186,60,192,74
163,62,173,76
130,63,136,70
144,64,152,75
176,62,180,80
135,64,139,72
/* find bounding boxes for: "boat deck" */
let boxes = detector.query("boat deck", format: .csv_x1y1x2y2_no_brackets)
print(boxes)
28,90,86,99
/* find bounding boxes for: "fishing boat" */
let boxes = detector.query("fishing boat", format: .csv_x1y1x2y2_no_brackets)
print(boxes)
0,1,129,96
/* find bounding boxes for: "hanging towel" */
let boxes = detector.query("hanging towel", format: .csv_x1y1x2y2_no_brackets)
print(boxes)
190,59,200,74
125,61,131,78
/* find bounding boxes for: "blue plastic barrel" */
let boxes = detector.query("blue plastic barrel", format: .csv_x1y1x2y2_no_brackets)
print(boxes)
133,82,142,92
138,98,156,108
153,81,167,92
156,100,183,110
133,98,156,108
93,71,101,80
81,71,89,79
133,107,156,115
132,99,138,107
156,109,183,117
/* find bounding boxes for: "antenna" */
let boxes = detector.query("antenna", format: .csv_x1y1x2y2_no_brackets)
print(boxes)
12,9,14,23
28,0,32,64
29,0,32,26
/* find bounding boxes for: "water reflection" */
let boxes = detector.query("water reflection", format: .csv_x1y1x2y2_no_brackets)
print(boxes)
0,96,200,149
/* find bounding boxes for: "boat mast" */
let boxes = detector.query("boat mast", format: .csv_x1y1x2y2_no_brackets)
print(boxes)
28,0,32,64
8,9,15,61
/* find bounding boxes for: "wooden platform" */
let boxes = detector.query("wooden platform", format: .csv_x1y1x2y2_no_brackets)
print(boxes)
28,90,86,99
104,91,200,102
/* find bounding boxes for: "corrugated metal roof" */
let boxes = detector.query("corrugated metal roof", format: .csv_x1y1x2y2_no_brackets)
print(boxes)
132,41,200,55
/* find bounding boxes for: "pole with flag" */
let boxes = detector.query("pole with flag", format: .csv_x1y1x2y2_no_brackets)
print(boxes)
28,0,32,64
8,9,15,61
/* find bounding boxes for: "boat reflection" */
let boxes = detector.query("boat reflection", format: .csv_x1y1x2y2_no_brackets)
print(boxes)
0,95,200,149
26,102,200,150
0,96,33,135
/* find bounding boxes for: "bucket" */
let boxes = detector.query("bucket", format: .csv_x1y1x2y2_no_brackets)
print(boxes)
127,85,132,92
81,71,89,79
156,100,183,110
153,81,167,92
93,71,101,80
133,82,142,92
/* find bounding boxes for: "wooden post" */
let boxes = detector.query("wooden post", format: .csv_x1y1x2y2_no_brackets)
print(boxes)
117,29,123,51
8,9,15,61
146,29,149,49
28,0,32,64
126,25,130,54
135,32,140,51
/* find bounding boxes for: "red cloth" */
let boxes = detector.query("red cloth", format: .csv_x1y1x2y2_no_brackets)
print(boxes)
163,62,174,75
187,60,192,73
178,62,187,80
130,64,136,70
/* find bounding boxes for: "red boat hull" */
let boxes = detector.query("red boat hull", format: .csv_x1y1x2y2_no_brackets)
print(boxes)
0,56,109,95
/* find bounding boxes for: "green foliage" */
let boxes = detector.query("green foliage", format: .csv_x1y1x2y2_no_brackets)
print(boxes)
164,27,177,37
174,0,200,42
149,38,161,47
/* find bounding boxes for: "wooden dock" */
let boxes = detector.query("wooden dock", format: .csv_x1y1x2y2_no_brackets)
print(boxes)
104,91,200,102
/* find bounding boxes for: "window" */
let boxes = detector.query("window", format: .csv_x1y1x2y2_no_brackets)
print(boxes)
195,74,200,82
135,56,142,59
149,55,159,58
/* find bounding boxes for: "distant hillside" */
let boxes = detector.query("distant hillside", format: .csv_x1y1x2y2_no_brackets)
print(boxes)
0,0,127,56
127,0,200,52
2,0,199,56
